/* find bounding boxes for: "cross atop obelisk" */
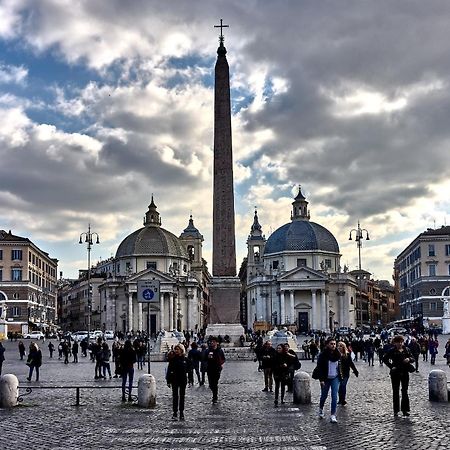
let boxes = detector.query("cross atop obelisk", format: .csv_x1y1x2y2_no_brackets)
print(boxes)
214,19,229,44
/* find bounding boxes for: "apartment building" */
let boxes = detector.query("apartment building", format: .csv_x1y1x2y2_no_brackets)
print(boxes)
0,229,58,335
394,225,450,328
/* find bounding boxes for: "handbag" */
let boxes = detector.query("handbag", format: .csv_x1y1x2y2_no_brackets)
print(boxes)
407,363,416,373
312,366,320,380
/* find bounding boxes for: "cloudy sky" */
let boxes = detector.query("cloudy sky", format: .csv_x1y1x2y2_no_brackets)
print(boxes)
1,0,449,281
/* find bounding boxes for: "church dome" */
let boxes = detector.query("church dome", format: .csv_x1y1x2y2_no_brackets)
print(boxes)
264,187,339,255
264,220,339,254
115,197,188,259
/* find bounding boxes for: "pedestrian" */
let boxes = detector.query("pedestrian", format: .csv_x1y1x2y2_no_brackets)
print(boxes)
199,343,208,386
26,342,42,381
315,337,341,423
382,335,414,417
206,337,225,404
419,337,428,362
80,338,88,357
113,341,123,378
272,344,294,407
0,341,5,375
48,341,55,358
120,340,136,402
187,342,201,386
337,341,358,406
62,340,70,364
166,343,191,421
93,338,104,379
18,340,26,360
309,339,319,363
365,338,375,366
57,341,63,359
429,338,439,365
407,337,420,372
444,338,450,367
102,342,112,379
72,341,79,363
260,340,276,392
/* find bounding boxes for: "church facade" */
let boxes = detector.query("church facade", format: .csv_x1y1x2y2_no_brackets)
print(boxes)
95,197,210,335
242,188,357,333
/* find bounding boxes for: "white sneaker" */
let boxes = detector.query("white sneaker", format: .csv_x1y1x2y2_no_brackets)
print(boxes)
318,409,325,419
330,415,338,423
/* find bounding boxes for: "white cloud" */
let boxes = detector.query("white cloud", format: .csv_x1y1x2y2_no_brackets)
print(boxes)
0,63,28,84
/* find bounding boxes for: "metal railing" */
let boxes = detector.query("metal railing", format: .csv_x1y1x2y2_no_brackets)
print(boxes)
17,384,138,406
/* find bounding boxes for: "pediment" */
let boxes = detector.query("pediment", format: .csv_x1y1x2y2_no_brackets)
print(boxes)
278,266,328,282
126,267,175,284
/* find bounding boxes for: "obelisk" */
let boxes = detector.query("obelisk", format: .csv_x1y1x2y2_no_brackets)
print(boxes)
207,20,244,341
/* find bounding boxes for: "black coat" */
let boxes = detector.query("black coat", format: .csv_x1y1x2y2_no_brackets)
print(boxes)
315,348,341,382
382,346,414,374
166,355,192,385
260,346,277,369
339,354,358,378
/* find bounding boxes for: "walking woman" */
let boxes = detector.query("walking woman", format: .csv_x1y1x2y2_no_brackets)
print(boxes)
120,340,136,402
26,342,42,381
337,341,358,406
382,335,414,417
272,344,295,407
166,343,191,421
315,337,341,423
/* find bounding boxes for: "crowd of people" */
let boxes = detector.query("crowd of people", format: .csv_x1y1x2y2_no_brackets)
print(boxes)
1,327,449,423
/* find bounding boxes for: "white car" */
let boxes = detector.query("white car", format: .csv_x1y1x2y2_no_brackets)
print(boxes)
24,331,45,340
387,327,408,335
72,331,89,341
104,330,115,340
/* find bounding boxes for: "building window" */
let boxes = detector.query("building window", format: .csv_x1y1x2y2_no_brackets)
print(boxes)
11,268,22,281
146,261,157,270
446,244,450,256
0,269,2,281
430,302,437,311
12,292,19,299
11,249,23,260
428,265,436,277
11,306,21,316
272,260,279,270
297,259,307,267
325,259,332,268
428,244,435,257
0,249,2,260
429,288,436,295
448,264,450,276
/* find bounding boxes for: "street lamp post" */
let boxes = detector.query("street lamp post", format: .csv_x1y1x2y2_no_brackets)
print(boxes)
349,221,370,327
79,224,100,345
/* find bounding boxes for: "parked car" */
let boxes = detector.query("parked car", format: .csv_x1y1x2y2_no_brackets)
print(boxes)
387,327,408,335
104,330,115,340
72,331,89,341
336,327,352,336
24,331,45,340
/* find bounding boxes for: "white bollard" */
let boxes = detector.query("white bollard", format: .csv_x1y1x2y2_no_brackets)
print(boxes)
293,371,311,404
428,370,448,402
138,374,156,408
0,374,19,408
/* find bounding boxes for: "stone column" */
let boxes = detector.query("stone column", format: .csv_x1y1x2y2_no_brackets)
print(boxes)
311,290,317,330
128,292,133,332
247,291,252,328
160,293,165,331
321,291,327,331
138,302,143,332
289,290,295,324
186,292,192,331
169,293,174,331
280,290,285,325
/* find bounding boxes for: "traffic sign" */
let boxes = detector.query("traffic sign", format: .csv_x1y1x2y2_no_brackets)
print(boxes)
137,280,160,303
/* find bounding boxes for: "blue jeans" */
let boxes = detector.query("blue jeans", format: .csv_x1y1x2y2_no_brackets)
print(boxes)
319,376,339,415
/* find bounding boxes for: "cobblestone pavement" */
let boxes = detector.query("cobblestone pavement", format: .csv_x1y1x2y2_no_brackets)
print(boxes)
0,337,449,450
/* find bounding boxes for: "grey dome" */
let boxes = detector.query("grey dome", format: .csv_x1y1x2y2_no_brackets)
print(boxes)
264,221,339,254
116,226,188,259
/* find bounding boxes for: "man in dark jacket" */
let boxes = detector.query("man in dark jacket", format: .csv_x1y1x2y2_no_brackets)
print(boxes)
260,340,276,392
407,337,421,372
206,337,225,404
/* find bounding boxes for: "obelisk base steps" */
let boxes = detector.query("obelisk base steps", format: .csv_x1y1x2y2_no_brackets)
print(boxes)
207,276,244,345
